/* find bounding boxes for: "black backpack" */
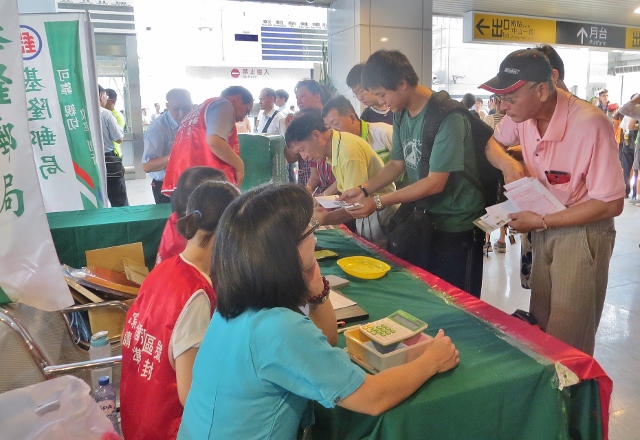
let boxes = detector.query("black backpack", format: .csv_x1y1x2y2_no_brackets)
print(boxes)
397,90,503,209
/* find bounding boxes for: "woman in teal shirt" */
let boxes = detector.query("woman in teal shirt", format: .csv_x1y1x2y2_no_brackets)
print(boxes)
178,184,459,439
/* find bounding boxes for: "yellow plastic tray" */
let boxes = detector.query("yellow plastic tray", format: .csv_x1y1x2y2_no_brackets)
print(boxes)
337,256,391,280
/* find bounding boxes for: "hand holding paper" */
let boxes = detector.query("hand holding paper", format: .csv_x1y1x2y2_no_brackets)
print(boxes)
474,177,566,233
315,195,361,210
506,210,546,233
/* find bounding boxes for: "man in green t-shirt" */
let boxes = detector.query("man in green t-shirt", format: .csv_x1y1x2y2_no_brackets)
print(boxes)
340,50,485,298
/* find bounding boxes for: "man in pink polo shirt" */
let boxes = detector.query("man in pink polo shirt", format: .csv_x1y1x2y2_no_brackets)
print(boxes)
481,48,625,355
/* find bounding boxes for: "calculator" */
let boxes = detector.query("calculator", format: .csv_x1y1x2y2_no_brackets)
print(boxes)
360,310,428,347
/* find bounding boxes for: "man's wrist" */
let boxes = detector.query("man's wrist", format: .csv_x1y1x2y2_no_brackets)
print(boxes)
541,215,548,230
373,194,384,211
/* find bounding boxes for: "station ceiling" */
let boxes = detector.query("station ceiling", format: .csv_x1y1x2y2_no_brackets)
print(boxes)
236,0,640,28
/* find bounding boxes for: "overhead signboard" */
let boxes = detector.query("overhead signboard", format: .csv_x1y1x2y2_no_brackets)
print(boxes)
556,21,626,48
467,13,556,44
464,11,640,50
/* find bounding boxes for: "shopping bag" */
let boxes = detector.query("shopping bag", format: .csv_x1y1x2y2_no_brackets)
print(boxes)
0,375,120,440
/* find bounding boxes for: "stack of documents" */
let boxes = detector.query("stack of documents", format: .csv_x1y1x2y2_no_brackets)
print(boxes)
315,195,360,210
473,177,566,233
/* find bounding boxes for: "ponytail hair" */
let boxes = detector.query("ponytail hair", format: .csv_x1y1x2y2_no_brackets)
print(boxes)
176,180,240,247
171,166,227,217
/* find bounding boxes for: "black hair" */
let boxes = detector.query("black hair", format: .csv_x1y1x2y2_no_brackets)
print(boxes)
535,45,565,81
105,88,117,101
98,85,104,94
177,180,240,247
221,85,254,104
260,88,276,100
166,88,191,102
295,79,331,105
171,166,226,217
361,50,419,90
322,95,358,120
213,183,314,319
346,63,364,88
284,109,327,145
462,93,476,109
275,89,289,102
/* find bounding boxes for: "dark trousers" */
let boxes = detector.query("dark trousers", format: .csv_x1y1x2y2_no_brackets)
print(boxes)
151,179,170,204
105,151,129,207
107,175,129,207
620,145,634,197
419,227,485,298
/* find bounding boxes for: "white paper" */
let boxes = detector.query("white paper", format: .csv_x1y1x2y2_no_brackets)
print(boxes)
329,290,356,310
506,178,566,215
315,195,356,210
473,177,565,233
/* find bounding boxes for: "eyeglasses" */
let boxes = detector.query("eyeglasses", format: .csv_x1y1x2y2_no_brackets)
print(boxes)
499,82,542,104
352,87,367,98
299,217,319,242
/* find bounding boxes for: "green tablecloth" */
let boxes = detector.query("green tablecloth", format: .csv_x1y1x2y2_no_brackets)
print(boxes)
46,204,172,270
312,228,602,440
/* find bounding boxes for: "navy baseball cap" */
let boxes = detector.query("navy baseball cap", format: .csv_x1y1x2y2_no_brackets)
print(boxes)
479,49,552,94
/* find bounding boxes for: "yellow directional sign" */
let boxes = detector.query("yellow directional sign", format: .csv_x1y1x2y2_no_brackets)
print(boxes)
626,27,640,50
465,11,640,51
466,12,556,44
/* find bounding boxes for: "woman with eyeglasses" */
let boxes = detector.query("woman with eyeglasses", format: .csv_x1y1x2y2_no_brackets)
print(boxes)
178,183,459,439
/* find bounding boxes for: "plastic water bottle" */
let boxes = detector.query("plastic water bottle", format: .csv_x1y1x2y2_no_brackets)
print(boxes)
90,330,112,390
95,376,121,435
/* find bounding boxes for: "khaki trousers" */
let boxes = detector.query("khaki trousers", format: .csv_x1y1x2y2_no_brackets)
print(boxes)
530,218,616,355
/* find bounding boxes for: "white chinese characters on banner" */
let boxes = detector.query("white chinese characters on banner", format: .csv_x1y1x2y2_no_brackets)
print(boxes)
19,13,105,213
0,0,73,311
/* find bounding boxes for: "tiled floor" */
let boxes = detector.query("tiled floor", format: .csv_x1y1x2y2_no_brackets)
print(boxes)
481,200,640,440
126,176,640,438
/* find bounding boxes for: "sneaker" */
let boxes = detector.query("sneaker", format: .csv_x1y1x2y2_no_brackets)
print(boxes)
494,241,507,253
629,198,640,205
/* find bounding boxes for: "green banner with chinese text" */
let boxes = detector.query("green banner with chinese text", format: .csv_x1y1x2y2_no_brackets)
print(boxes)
44,20,102,209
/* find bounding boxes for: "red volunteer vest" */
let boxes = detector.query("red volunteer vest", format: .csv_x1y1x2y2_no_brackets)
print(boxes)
120,256,216,440
162,97,239,194
155,212,187,266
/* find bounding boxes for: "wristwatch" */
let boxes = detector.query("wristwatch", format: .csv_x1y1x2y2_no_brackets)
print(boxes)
373,195,384,211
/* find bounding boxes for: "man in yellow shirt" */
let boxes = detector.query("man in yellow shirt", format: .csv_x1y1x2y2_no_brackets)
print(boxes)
285,110,396,245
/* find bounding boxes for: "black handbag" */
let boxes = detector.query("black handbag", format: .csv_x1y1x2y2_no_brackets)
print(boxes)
384,202,434,269
105,154,125,178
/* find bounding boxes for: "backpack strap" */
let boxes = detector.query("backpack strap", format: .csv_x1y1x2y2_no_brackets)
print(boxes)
418,90,490,203
414,91,464,210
